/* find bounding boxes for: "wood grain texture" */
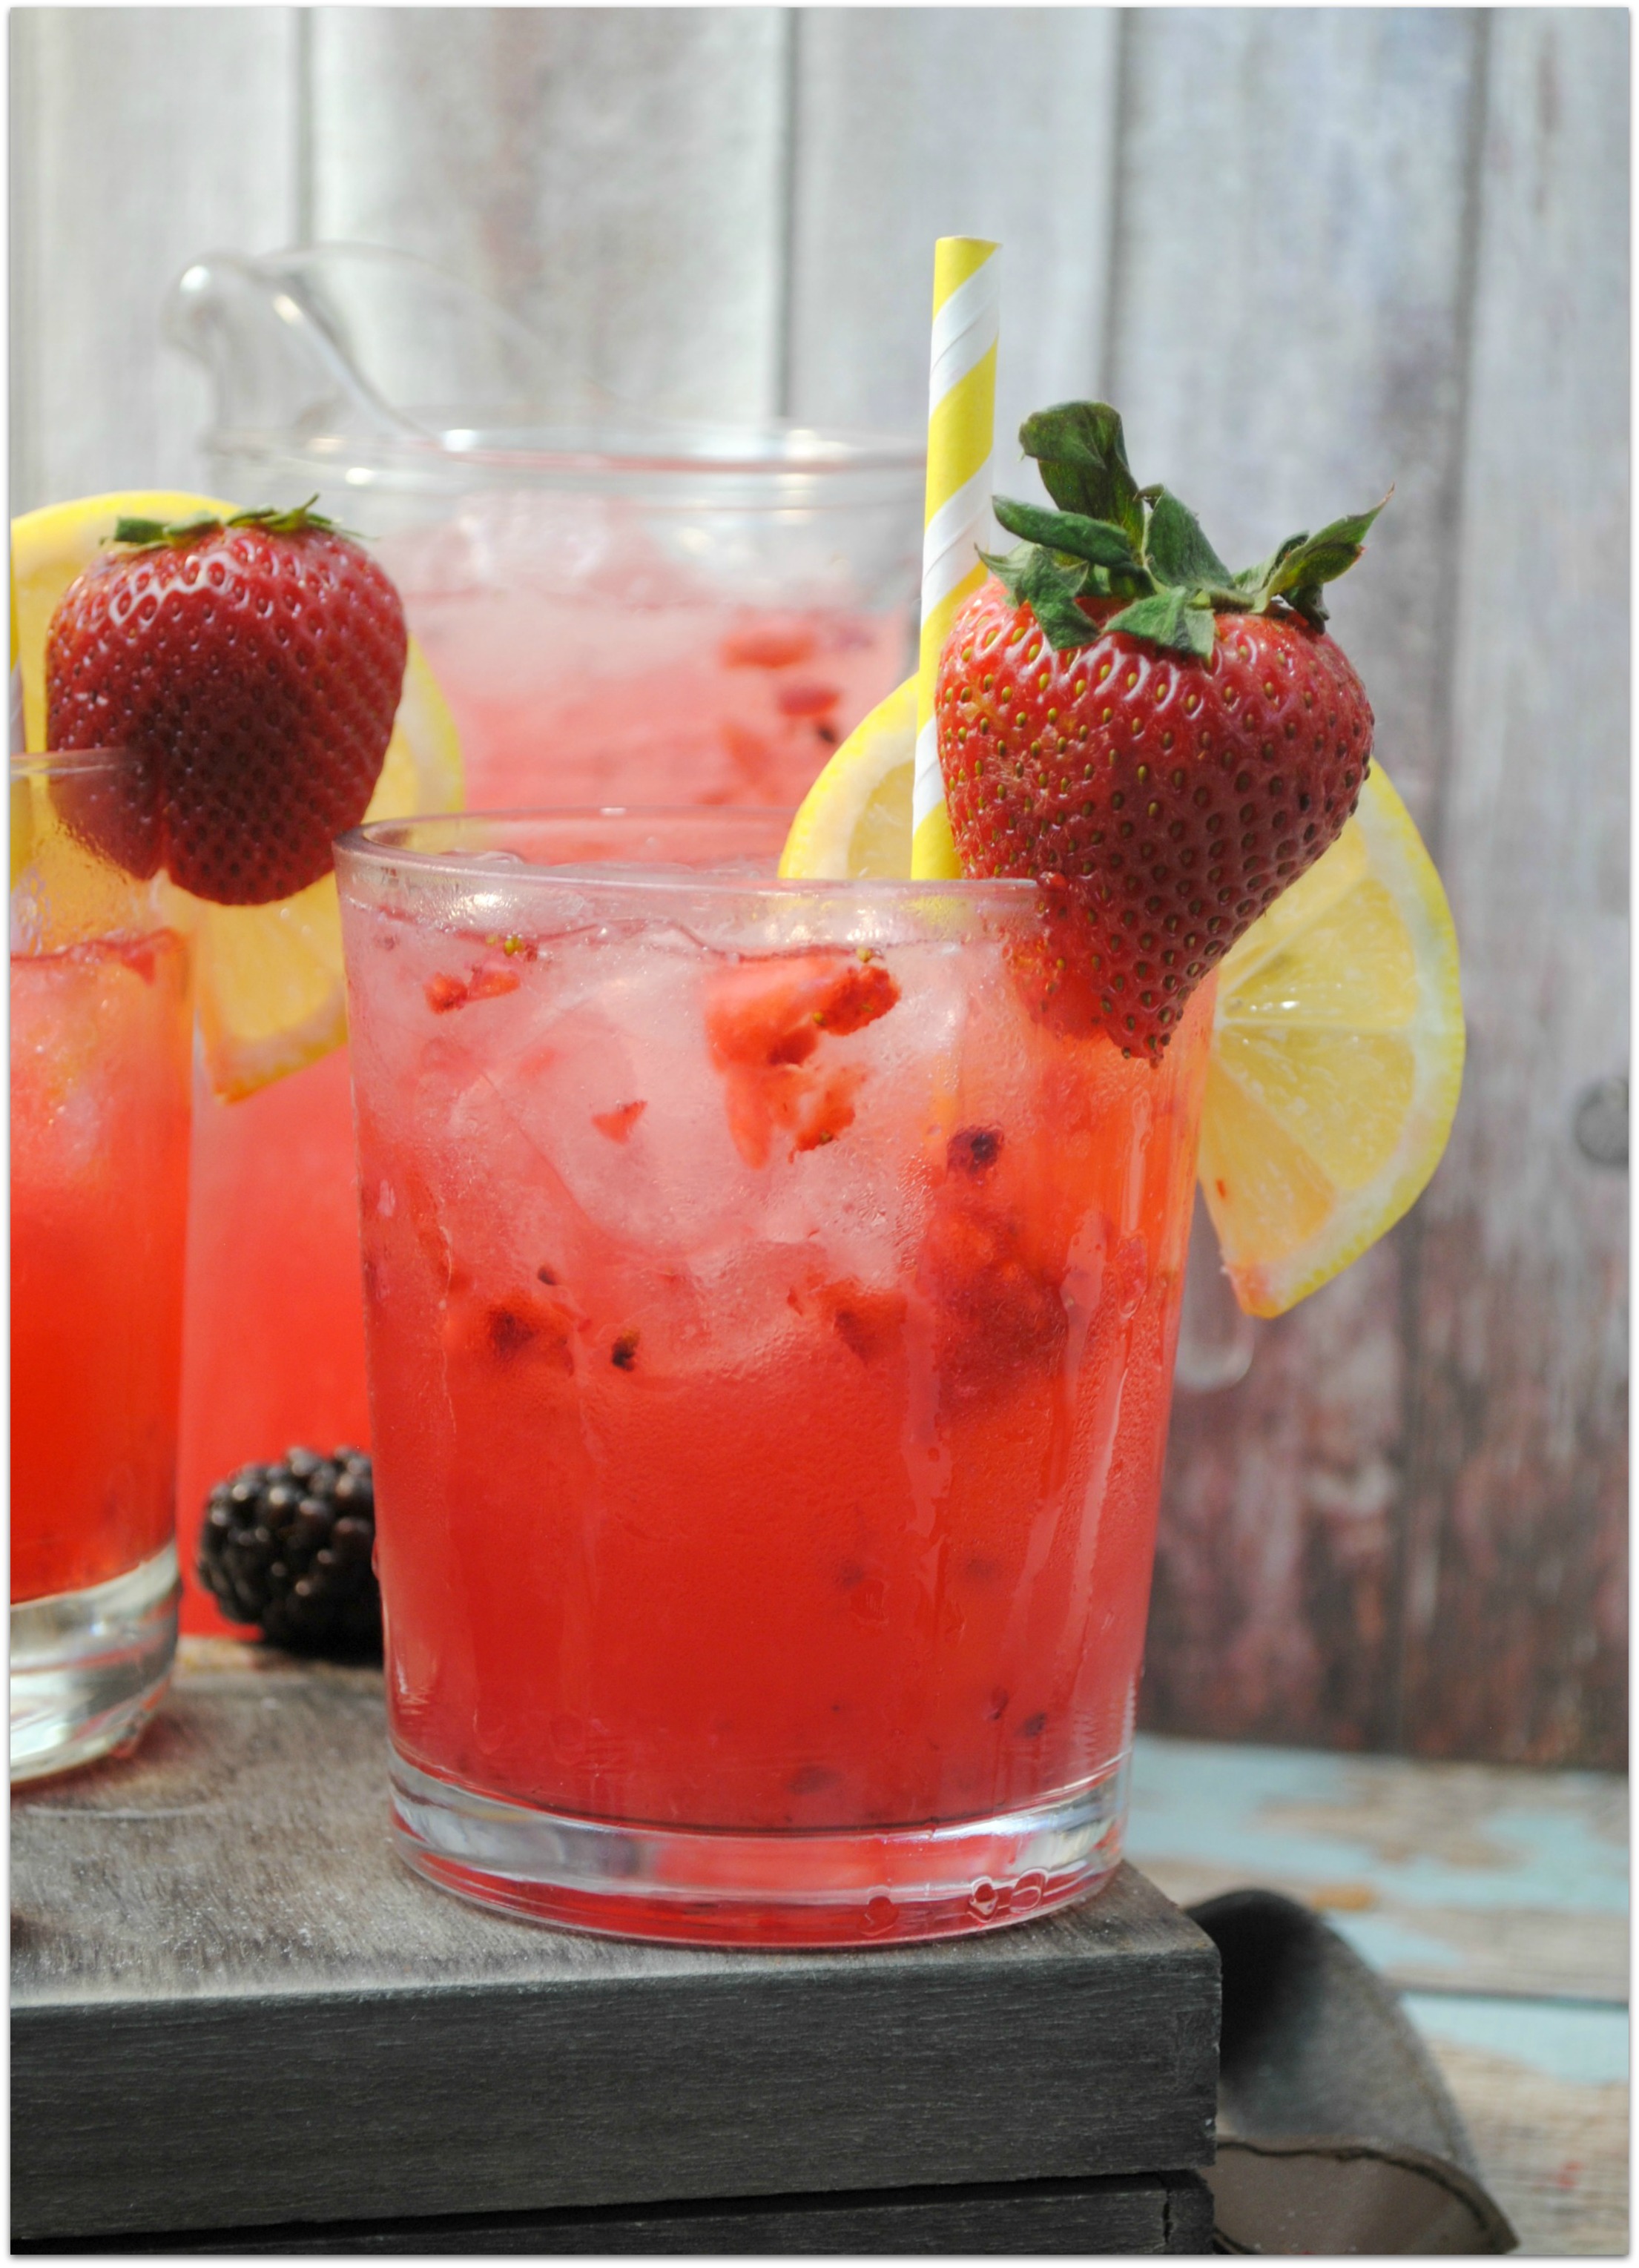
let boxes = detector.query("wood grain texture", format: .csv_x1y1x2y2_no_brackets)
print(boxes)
10,1660,1219,2241
1115,6,1485,1754
1118,7,1628,1765
1417,2034,1628,2256
1145,1243,1408,1751
1106,6,1484,834
1396,7,1629,1768
309,8,791,422
785,8,1118,458
1127,1732,1628,2004
14,2172,1216,2255
8,7,300,512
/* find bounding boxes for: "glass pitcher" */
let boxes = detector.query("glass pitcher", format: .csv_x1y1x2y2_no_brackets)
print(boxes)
165,245,925,810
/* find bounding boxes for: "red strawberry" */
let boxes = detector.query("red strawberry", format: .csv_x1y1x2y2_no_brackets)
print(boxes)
937,403,1379,1059
704,949,900,1168
46,504,407,907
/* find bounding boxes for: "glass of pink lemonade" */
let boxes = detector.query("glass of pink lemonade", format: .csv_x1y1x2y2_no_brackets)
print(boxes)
10,750,194,1779
337,810,1210,1945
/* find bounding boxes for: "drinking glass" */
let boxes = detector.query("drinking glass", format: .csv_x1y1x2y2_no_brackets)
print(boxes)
337,810,1210,1944
10,751,193,1779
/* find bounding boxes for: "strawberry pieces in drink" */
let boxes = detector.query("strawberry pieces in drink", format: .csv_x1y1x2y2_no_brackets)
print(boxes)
791,1276,908,1363
705,950,900,1168
46,505,407,907
936,400,1379,1059
425,955,524,1014
917,1168,1069,1406
443,1283,578,1378
592,1100,648,1145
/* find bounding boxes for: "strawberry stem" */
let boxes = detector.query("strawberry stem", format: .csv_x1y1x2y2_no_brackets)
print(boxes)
108,497,349,550
983,402,1388,657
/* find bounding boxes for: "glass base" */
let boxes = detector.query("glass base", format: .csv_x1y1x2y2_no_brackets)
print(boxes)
389,1746,1130,1947
10,1542,179,1783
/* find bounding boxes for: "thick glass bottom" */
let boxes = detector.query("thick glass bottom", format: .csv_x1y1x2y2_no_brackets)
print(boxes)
389,1745,1130,1947
10,1541,179,1783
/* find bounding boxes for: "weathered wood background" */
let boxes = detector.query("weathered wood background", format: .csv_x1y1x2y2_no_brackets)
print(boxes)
10,8,1628,1766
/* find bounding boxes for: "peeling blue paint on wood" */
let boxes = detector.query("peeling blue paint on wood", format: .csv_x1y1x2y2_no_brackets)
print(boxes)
1405,1996,1629,2089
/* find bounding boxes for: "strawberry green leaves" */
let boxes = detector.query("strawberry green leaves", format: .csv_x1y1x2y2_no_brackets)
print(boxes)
1234,503,1388,629
1107,586,1216,661
109,499,346,552
989,497,1141,576
978,541,1105,649
989,400,1385,657
1145,489,1233,590
1018,402,1146,546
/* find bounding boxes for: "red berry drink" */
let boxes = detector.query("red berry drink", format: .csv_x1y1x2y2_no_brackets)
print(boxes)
176,1047,372,1628
10,753,194,1779
396,592,909,810
338,813,1210,1945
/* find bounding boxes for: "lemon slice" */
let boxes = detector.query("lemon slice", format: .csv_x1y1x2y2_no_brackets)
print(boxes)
11,492,463,1100
1198,762,1463,1315
778,676,917,879
779,675,1464,1318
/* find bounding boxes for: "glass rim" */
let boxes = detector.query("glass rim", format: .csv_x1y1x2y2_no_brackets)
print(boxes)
10,747,139,784
209,419,926,485
335,807,1039,906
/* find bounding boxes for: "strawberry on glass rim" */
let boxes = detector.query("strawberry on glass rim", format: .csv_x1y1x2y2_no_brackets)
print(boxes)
13,490,462,1099
937,400,1381,1063
45,501,407,906
782,400,1464,1320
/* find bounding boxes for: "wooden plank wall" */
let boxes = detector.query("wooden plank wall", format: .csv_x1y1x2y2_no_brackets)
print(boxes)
10,7,1628,1767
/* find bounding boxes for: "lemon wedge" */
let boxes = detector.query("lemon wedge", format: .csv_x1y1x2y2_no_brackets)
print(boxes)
778,675,917,879
11,492,463,1100
1198,761,1463,1315
779,674,1463,1318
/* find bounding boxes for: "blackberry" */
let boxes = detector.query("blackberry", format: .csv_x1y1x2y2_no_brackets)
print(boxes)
197,1447,382,1659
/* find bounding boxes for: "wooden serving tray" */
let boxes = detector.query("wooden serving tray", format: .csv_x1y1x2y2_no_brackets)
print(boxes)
12,1647,1218,2252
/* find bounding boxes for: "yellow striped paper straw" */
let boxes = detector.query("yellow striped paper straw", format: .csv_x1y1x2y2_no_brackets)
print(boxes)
911,237,1000,879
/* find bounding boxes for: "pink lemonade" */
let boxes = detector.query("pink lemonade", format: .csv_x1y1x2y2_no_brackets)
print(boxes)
395,592,909,810
11,930,194,1601
337,817,1210,1945
11,760,194,1788
174,606,908,1637
176,1048,372,1630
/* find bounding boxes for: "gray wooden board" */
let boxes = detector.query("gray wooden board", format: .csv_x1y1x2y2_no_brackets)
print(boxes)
13,2171,1216,2256
1396,4,1629,1770
1112,7,1487,1759
10,1656,1219,2241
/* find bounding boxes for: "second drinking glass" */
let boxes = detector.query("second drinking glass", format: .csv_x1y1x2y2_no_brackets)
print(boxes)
10,750,193,1779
